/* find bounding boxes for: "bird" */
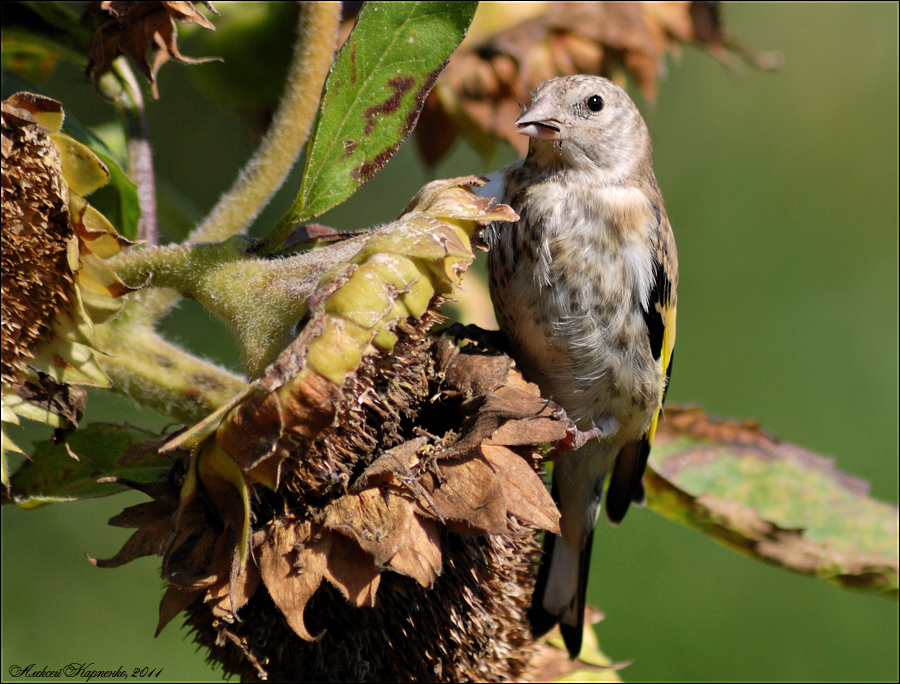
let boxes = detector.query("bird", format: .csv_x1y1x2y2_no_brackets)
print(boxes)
481,75,677,658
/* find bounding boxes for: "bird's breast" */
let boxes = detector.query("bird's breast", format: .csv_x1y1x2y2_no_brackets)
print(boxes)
488,176,662,437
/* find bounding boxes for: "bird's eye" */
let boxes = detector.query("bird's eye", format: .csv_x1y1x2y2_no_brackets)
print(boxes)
586,95,604,112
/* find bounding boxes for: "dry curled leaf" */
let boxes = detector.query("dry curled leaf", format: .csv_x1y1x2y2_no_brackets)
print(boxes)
83,1,219,98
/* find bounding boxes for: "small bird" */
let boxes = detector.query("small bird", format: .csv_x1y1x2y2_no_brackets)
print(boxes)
483,75,677,658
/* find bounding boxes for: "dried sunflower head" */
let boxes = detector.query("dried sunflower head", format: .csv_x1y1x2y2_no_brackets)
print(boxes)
1,92,134,484
89,178,580,680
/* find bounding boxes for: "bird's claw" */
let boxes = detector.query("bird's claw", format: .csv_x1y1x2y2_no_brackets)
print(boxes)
549,403,568,422
561,424,605,451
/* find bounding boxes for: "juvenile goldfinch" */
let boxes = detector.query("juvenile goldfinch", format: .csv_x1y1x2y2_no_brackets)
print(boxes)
483,75,677,658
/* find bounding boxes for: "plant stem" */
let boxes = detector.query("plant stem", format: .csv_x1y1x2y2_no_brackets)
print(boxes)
95,321,245,425
188,1,341,246
105,236,335,378
112,60,158,245
129,2,341,323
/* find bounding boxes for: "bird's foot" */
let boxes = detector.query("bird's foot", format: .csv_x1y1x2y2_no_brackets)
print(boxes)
441,323,510,354
556,424,605,453
550,415,619,456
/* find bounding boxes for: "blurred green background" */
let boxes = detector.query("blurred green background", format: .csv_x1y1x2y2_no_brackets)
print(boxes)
2,2,897,681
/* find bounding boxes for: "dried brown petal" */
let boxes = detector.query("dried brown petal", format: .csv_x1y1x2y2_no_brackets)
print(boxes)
87,513,172,568
325,486,411,567
108,500,173,528
421,452,509,535
194,442,250,569
387,514,442,588
483,385,571,447
352,436,429,491
206,562,261,620
156,584,203,636
161,500,225,589
437,343,514,402
482,444,560,534
258,520,328,641
323,531,381,608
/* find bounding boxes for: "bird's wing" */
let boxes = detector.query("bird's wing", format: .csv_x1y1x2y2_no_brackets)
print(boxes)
605,205,677,523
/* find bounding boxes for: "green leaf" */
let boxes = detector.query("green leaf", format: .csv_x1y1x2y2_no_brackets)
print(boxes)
0,38,60,83
286,0,477,224
5,424,172,508
648,407,899,597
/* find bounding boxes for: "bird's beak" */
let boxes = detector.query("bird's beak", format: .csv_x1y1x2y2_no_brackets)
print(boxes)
515,98,568,141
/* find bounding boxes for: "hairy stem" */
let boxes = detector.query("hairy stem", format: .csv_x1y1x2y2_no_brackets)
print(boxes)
106,239,251,291
112,60,158,245
105,236,339,377
131,2,340,322
95,322,245,425
188,1,341,245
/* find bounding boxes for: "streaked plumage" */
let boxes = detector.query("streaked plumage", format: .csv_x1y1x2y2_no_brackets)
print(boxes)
483,75,677,658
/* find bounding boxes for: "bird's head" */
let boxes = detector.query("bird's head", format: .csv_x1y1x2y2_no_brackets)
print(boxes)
516,75,652,181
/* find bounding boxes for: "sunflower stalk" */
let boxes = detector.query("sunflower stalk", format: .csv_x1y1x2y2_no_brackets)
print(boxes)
107,234,354,378
94,319,243,425
110,58,157,246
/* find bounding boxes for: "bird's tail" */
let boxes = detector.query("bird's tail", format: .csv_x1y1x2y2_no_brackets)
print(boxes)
528,475,597,659
528,437,618,658
528,522,594,659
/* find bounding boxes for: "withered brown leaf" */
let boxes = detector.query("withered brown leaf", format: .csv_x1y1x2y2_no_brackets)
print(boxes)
83,1,218,98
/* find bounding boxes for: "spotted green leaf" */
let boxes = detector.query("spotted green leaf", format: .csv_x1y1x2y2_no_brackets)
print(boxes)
648,407,898,597
284,1,477,227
